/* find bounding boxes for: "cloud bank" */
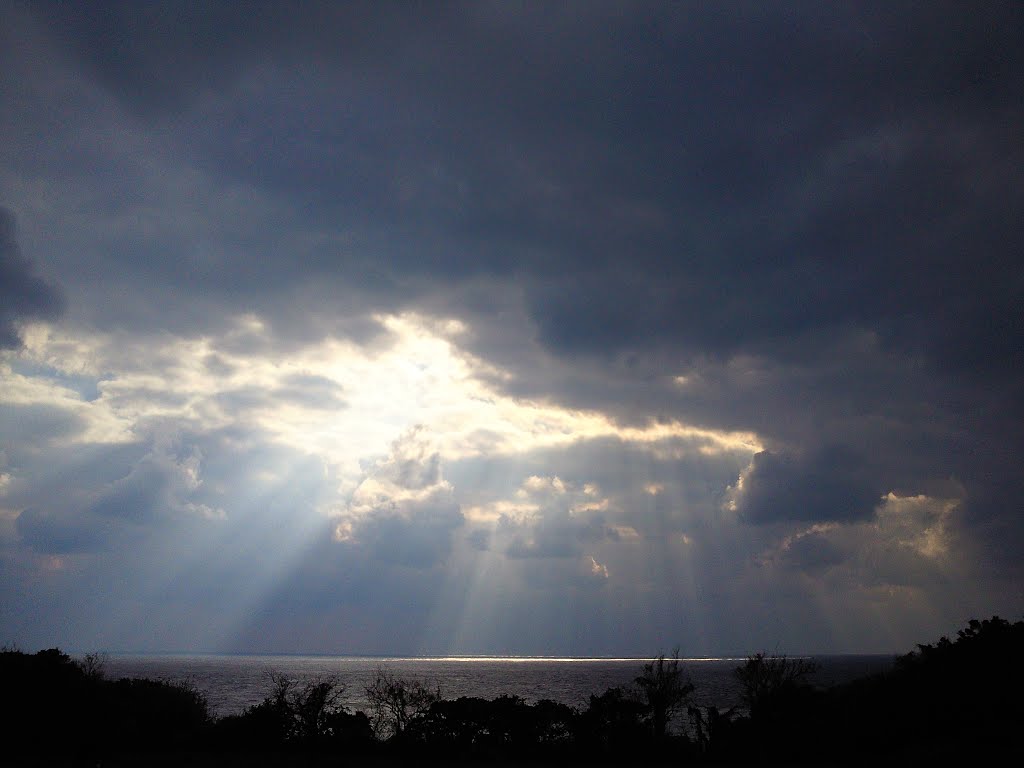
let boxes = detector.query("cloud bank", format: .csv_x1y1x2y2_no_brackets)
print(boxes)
0,1,1020,655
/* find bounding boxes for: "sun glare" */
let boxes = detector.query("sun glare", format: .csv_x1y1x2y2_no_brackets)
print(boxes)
7,313,761,506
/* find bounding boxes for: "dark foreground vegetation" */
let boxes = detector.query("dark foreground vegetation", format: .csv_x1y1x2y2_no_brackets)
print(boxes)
3,617,1022,766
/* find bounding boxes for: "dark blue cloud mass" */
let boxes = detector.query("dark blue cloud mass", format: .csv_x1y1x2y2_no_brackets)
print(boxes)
0,1,1021,654
0,208,64,347
731,447,882,525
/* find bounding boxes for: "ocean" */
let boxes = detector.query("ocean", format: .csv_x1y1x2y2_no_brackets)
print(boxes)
101,654,895,718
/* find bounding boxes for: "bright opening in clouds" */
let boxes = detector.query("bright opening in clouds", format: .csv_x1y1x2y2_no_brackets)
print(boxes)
1,1,1021,656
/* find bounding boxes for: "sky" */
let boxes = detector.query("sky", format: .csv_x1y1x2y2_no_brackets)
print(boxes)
1,1,1021,656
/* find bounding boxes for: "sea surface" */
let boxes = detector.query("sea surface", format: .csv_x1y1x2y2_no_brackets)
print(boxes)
101,654,895,718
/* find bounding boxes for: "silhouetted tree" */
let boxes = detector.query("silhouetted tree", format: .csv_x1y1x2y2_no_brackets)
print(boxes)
734,651,818,715
2,647,212,754
409,696,491,751
6,618,1022,763
2,647,97,754
78,651,108,682
532,698,577,746
228,671,349,746
577,685,648,753
293,677,347,741
634,648,694,740
409,694,576,758
364,665,440,741
885,616,1024,755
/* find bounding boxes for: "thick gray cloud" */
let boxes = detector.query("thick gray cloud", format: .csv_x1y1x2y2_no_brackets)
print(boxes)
731,447,883,525
1,1,1021,654
0,208,63,347
340,500,463,570
15,441,213,553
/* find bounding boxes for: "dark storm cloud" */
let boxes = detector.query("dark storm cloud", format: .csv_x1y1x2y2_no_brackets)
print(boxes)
0,208,63,348
772,529,847,574
14,2,1021,371
732,447,883,525
3,1,1023,652
27,0,451,116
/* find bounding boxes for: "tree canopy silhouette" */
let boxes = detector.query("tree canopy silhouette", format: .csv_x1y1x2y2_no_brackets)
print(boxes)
634,648,694,741
3,617,1022,763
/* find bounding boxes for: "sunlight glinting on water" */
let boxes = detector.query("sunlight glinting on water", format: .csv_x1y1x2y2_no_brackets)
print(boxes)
347,655,747,663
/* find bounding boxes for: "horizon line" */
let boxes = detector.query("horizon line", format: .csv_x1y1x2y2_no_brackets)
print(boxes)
71,650,895,661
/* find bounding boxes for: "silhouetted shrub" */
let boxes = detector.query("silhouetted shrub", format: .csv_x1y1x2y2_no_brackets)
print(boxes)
634,648,694,741
734,651,818,715
364,664,441,741
835,616,1024,759
0,647,211,756
1,647,97,754
211,670,366,751
100,676,212,749
576,685,648,755
408,694,577,759
724,617,1024,763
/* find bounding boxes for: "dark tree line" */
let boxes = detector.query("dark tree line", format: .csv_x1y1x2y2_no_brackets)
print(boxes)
3,617,1022,764
0,647,212,757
